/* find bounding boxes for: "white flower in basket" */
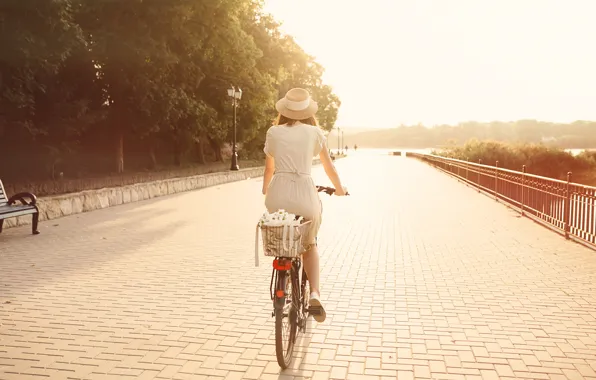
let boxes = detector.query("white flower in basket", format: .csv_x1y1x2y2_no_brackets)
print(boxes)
254,210,311,266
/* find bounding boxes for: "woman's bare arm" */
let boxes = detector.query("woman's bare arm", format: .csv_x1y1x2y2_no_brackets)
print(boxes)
318,142,346,195
262,155,275,195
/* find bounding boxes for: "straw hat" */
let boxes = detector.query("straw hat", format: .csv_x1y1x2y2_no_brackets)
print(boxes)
275,88,318,120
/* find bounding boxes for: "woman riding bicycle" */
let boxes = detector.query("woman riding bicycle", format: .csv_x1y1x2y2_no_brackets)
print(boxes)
262,88,347,323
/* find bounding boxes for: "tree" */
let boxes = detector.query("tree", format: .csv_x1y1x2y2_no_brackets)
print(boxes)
0,0,89,178
0,0,342,184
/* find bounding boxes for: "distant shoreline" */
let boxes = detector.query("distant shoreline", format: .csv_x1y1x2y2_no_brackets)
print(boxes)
343,147,596,156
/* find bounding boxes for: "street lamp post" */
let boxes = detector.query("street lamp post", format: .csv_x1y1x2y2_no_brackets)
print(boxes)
336,126,340,155
341,130,344,154
227,85,242,171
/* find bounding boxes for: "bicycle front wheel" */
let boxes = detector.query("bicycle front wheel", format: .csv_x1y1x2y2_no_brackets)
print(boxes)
274,269,298,369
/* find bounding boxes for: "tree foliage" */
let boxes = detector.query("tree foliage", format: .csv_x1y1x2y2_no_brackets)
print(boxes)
435,140,596,187
0,0,341,181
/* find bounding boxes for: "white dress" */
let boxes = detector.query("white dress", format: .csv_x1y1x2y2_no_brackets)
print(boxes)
263,122,326,246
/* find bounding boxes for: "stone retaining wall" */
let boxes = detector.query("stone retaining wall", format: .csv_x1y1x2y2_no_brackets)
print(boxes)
4,159,322,229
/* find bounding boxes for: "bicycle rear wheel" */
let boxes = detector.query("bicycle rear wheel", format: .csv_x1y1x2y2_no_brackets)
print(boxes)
274,268,298,369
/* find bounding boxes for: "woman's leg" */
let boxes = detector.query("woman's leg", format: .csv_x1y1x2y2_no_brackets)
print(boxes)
302,245,320,296
303,243,326,322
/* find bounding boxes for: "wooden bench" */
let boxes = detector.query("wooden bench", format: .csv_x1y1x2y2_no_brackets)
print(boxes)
0,180,40,235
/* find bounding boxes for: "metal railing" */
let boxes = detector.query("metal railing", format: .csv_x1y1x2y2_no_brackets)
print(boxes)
407,152,596,250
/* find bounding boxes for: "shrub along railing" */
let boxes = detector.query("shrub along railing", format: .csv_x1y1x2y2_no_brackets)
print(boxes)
407,152,596,250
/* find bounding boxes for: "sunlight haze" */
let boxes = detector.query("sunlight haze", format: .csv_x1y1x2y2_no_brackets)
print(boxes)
263,0,596,128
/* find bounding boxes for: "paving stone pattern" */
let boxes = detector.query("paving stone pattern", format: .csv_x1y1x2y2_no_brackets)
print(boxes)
1,152,595,379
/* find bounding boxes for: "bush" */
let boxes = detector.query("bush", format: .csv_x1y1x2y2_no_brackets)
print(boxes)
436,140,596,180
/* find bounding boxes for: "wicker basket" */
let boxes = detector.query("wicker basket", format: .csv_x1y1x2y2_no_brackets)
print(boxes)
255,221,311,266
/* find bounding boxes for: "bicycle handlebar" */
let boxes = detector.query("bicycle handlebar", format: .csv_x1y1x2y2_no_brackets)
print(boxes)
316,186,349,196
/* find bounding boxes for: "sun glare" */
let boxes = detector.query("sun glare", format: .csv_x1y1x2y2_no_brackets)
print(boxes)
264,0,596,128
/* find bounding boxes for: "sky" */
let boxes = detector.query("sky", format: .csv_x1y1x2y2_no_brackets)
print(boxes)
262,0,596,128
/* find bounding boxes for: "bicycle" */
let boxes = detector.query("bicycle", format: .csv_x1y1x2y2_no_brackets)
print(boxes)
269,185,346,369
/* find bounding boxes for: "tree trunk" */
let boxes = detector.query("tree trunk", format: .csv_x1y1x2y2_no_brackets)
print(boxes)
116,133,124,173
207,136,223,163
196,137,206,165
173,137,183,167
149,145,158,169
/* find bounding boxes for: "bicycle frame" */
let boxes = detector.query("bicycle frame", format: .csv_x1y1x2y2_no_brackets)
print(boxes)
269,185,342,368
270,258,304,315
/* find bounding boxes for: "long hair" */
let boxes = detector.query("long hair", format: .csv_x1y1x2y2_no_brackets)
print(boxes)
274,113,318,127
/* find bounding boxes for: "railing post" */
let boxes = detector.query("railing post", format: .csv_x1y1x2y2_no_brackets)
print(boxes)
478,159,482,192
521,165,526,216
564,171,572,239
465,157,469,182
495,160,499,200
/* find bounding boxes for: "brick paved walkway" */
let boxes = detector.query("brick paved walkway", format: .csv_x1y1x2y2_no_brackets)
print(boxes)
1,152,596,380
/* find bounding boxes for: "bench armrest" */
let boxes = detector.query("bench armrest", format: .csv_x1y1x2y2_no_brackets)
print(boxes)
8,192,38,206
